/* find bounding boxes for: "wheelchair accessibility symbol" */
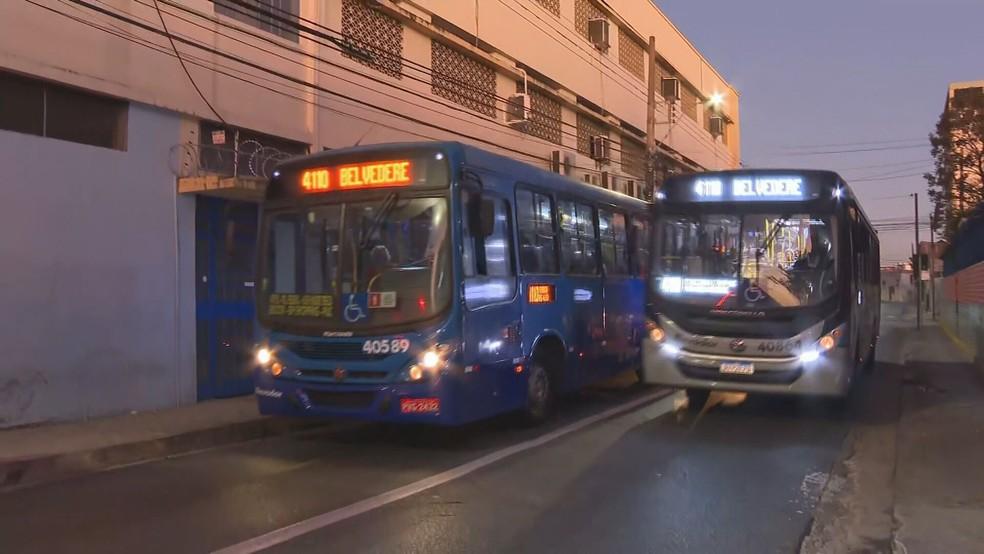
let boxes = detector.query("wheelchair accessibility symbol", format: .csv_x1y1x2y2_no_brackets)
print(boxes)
744,286,765,303
343,294,369,323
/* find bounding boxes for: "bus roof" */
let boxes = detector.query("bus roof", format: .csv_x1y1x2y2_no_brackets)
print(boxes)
662,168,873,226
272,141,650,211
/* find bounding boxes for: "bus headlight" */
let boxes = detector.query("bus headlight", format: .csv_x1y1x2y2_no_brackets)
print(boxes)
402,345,453,382
256,347,273,366
646,320,666,343
801,328,842,363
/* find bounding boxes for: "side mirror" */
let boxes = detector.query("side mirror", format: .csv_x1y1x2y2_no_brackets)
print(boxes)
468,196,496,238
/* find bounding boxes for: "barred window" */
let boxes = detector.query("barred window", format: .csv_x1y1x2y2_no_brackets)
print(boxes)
618,29,645,81
518,83,562,145
214,0,299,42
620,138,646,178
534,0,560,16
341,0,403,78
576,113,608,156
680,84,698,121
574,0,605,40
432,41,497,118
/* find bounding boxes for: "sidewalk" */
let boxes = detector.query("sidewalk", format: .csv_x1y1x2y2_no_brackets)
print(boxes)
0,396,322,491
802,314,984,553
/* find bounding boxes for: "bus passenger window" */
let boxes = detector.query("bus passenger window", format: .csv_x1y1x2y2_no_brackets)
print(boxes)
516,189,558,274
599,210,629,275
559,200,599,275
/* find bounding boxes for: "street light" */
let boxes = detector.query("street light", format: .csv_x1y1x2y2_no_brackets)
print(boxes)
708,92,725,110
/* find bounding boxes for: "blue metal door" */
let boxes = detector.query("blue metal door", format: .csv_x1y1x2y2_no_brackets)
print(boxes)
196,197,258,400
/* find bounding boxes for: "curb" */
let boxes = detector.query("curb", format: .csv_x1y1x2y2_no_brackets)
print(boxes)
0,417,326,493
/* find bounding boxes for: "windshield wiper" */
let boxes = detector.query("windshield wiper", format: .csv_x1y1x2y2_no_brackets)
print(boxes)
358,192,399,250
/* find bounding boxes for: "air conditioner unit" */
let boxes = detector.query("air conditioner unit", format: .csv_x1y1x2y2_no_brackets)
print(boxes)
661,77,680,101
588,18,610,51
590,135,611,162
709,116,725,138
506,93,531,127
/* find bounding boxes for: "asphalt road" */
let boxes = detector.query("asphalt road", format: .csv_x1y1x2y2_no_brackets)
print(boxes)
0,314,911,554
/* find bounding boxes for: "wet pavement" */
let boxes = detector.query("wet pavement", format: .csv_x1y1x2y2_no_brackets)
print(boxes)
0,307,923,554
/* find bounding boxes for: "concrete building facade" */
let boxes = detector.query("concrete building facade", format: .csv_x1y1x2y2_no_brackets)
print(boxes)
0,0,740,426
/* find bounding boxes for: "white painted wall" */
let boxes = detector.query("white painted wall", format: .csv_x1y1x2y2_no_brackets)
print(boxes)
0,105,196,427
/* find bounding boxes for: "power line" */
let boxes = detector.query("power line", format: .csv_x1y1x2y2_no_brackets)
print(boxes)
152,0,225,123
780,138,927,151
836,158,932,172
101,0,625,159
169,0,660,160
851,172,927,183
35,0,622,176
774,144,928,157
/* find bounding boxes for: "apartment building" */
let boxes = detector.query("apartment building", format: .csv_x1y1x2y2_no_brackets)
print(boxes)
0,0,740,426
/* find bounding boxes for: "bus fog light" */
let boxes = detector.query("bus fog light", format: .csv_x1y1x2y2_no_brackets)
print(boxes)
271,362,284,377
819,335,836,352
646,321,666,343
408,365,424,381
256,347,273,366
800,349,820,363
662,342,680,356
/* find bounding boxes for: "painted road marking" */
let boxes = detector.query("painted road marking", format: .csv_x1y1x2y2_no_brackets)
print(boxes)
213,389,676,554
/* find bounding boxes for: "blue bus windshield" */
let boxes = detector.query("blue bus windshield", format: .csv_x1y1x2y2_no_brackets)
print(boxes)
259,195,452,331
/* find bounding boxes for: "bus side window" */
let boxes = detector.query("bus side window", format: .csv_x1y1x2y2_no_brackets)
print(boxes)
630,217,651,277
516,189,558,274
462,192,516,309
599,209,629,275
559,200,599,275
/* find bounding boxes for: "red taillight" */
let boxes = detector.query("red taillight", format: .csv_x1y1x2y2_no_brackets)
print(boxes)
417,296,428,313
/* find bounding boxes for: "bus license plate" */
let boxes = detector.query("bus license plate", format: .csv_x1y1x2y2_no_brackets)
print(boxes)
720,362,755,375
400,397,440,414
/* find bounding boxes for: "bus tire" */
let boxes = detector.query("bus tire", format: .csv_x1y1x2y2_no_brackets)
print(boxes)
523,361,554,424
685,388,710,411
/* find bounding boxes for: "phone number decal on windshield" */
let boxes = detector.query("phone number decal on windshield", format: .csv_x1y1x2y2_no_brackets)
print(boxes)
362,338,410,355
268,294,334,318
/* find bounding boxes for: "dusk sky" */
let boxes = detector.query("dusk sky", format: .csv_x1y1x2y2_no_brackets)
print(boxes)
657,0,984,264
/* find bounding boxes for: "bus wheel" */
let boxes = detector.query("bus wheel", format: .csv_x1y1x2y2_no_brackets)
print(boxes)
523,362,554,424
685,388,710,411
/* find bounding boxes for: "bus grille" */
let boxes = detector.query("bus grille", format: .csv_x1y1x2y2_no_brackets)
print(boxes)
283,341,387,361
304,390,376,410
296,368,390,381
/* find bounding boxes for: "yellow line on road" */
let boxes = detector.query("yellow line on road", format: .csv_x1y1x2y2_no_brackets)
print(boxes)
939,320,975,359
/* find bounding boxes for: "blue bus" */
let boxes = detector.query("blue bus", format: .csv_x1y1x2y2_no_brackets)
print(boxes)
252,142,652,424
643,170,880,404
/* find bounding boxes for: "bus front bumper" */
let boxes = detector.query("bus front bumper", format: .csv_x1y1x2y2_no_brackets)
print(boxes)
642,340,854,397
253,373,462,425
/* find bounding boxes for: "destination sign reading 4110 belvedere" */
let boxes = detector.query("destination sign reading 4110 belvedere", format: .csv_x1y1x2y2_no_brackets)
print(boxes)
688,174,822,202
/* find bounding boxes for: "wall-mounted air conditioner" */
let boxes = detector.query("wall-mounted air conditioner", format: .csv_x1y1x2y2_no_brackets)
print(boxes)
506,93,531,127
709,116,725,138
661,77,680,101
590,135,611,162
588,18,610,51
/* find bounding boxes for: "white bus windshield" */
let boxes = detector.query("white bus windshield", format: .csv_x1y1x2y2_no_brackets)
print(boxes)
653,212,837,309
259,196,452,330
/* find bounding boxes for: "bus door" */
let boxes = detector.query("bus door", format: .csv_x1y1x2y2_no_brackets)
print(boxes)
557,199,604,385
599,209,635,371
460,186,522,417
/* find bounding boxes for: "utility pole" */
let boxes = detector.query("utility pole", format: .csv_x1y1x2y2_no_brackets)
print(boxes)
913,193,921,329
645,36,657,200
930,212,937,320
